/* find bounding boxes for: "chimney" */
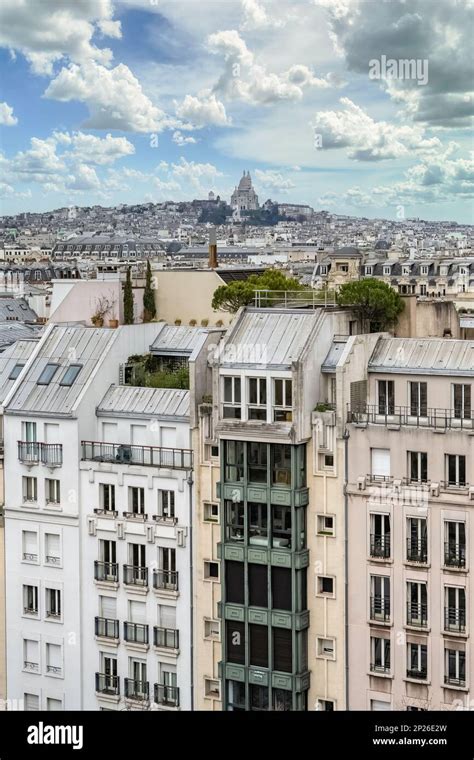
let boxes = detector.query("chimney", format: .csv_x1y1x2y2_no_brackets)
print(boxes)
208,227,218,268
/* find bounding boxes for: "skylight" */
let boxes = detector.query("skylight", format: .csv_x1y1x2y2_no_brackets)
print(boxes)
37,363,59,386
8,363,25,381
59,364,82,387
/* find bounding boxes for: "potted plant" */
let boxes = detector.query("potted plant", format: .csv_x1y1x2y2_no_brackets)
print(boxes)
174,319,182,326
108,293,118,328
189,319,197,326
201,318,209,327
91,295,115,328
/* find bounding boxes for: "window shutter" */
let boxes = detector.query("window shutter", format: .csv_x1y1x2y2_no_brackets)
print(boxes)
130,601,146,624
25,694,39,711
100,596,117,619
23,531,37,554
371,449,391,477
160,605,176,629
350,380,367,413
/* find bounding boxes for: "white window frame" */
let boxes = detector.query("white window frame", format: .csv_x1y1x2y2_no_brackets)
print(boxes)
222,376,242,419
273,378,293,422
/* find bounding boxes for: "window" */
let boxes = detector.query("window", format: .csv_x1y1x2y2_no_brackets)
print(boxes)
22,530,38,562
445,586,466,633
444,521,466,568
322,454,334,468
46,643,62,676
402,266,410,276
408,451,428,483
320,265,328,275
271,566,292,611
248,442,267,484
273,378,292,422
157,490,175,520
317,576,334,596
317,699,334,711
45,479,60,505
248,564,267,607
370,448,391,478
46,698,62,711
407,581,428,627
273,628,293,671
420,265,429,275
8,362,25,380
204,619,220,640
226,621,245,664
407,517,428,563
225,499,244,542
383,266,391,276
224,440,244,482
99,483,115,513
23,421,37,442
365,266,373,276
45,588,62,620
445,648,465,687
370,575,390,622
23,585,38,615
370,636,390,673
204,679,220,699
446,454,466,486
248,377,267,420
203,502,219,522
248,502,268,543
250,624,268,667
453,384,471,420
204,561,219,580
370,514,390,559
223,376,241,419
225,561,244,604
129,486,145,515
22,476,37,503
227,680,245,711
272,444,291,486
317,637,335,660
317,514,335,536
407,643,427,680
59,364,82,386
45,534,61,566
23,639,39,673
409,382,427,417
37,363,59,385
24,694,40,711
378,380,394,415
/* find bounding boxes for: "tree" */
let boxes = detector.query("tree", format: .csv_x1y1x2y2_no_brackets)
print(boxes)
143,260,156,322
211,269,304,313
123,266,134,325
337,278,404,331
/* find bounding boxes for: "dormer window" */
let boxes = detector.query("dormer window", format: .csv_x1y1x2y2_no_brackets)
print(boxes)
365,266,373,276
402,266,410,276
320,265,328,275
420,265,429,275
383,266,391,276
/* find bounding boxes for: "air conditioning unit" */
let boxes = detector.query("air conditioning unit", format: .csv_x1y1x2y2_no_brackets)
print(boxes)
116,521,125,539
88,518,96,536
357,476,366,491
469,486,474,501
430,483,440,497
146,525,155,543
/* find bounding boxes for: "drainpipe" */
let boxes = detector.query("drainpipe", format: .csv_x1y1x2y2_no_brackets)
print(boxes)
343,428,350,710
187,470,194,711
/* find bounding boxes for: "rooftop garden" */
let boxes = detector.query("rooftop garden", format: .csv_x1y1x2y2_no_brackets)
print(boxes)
124,354,189,389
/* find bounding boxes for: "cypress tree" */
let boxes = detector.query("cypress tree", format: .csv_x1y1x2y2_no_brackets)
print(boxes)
143,260,156,322
123,266,134,325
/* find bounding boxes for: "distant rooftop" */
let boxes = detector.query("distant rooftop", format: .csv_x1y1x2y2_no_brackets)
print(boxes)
97,384,189,420
150,325,208,357
369,337,474,376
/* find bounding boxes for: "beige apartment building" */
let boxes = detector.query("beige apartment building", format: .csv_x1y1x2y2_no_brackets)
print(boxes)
343,337,473,710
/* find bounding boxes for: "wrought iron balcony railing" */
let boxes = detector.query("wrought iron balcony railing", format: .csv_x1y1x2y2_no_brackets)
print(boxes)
124,678,149,701
444,542,466,569
406,538,428,564
94,561,119,583
370,534,391,559
96,672,120,696
153,626,179,649
81,441,192,469
347,405,474,431
95,616,119,639
370,595,390,623
154,683,179,708
18,441,63,466
123,565,148,587
444,607,466,633
407,602,428,628
153,569,179,592
124,622,149,645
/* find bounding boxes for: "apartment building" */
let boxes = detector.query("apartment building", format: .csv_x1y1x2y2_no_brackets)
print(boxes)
344,337,474,710
202,305,353,711
2,322,160,710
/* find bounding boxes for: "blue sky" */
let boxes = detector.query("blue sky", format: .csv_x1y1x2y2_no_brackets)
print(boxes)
0,0,472,221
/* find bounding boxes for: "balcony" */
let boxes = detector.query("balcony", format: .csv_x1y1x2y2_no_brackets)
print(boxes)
123,565,148,588
81,441,192,470
23,661,39,673
95,672,120,696
123,511,148,522
444,543,466,569
18,442,63,467
444,607,466,634
124,678,149,701
370,596,390,623
124,622,149,645
406,538,428,564
153,626,179,650
370,534,391,560
93,508,118,517
95,616,119,640
153,569,178,592
407,602,428,629
94,561,119,583
154,683,179,708
348,405,474,431
153,514,178,526
407,668,427,681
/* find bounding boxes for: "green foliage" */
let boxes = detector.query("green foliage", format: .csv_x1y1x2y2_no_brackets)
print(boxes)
145,366,189,389
198,204,233,224
243,203,283,226
337,278,405,331
211,269,304,313
143,260,156,322
123,267,134,325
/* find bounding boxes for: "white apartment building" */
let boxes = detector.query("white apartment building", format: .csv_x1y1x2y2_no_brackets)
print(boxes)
343,337,474,711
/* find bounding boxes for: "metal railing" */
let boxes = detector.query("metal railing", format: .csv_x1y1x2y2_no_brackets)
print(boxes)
24,661,39,672
94,561,119,583
46,665,62,675
153,626,179,649
93,508,118,517
407,668,427,680
406,538,428,564
153,569,179,592
96,672,120,696
444,542,466,569
407,602,428,628
153,514,178,526
370,662,390,675
370,534,391,559
154,683,179,708
45,555,61,565
253,289,337,309
124,678,149,700
81,441,192,470
123,565,148,587
23,606,38,615
95,616,119,639
347,405,474,431
124,622,149,645
370,596,390,623
444,607,466,633
445,674,466,688
22,553,38,562
123,511,148,521
18,441,63,466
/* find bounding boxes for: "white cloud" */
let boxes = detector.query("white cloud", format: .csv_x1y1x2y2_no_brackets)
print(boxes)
312,97,443,161
0,0,120,75
53,131,135,165
0,101,17,126
44,61,173,133
172,130,198,146
254,169,295,192
175,92,231,127
240,0,286,31
170,157,223,188
66,165,101,191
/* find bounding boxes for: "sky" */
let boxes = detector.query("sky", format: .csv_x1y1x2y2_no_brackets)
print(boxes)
0,0,473,222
